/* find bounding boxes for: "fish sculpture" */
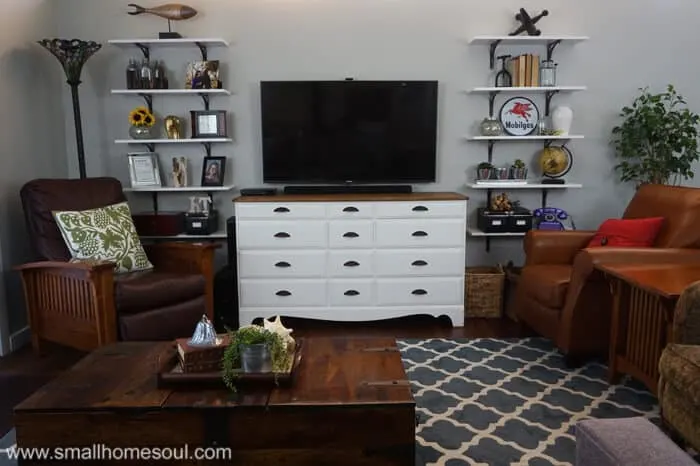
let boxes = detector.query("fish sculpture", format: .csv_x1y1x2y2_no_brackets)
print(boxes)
127,3,198,21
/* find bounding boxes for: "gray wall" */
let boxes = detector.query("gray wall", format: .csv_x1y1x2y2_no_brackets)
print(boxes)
51,0,700,272
0,0,69,351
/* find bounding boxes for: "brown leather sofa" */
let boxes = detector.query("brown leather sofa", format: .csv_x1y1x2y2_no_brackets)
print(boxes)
16,177,219,353
514,184,700,363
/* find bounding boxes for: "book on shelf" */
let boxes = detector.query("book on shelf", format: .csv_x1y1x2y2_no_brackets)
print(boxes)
509,54,540,87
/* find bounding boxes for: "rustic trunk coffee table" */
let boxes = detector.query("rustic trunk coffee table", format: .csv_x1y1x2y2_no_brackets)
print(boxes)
14,337,416,465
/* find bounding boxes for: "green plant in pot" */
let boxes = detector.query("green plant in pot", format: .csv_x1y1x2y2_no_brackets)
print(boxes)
611,84,700,186
222,324,291,392
510,159,528,180
477,161,493,180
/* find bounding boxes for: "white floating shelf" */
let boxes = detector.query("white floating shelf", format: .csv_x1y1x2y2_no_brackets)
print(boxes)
466,182,582,189
467,135,584,141
124,184,236,193
470,86,586,93
469,35,589,45
467,227,527,237
111,89,231,96
109,38,229,47
139,230,227,240
115,138,232,144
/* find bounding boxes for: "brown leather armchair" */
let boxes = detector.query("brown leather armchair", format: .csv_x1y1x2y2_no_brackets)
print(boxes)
15,177,219,353
514,184,700,363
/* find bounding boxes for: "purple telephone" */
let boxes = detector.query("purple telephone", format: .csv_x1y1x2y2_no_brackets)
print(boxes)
533,207,574,230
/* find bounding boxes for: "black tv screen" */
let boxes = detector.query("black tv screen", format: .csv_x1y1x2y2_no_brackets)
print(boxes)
260,80,438,184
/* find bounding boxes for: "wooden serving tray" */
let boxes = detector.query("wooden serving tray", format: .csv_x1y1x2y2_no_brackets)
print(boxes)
156,339,304,390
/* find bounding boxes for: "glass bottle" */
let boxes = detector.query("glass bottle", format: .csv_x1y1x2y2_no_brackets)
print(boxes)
540,60,557,87
139,58,153,89
494,55,512,88
152,60,162,89
160,62,169,89
126,58,139,89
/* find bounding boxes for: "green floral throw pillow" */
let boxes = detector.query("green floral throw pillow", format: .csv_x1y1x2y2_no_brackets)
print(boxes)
53,201,153,274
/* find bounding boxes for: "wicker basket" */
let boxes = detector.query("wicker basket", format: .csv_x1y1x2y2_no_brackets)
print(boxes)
465,265,505,318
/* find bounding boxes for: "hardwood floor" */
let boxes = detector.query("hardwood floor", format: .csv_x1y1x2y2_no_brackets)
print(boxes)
0,315,526,438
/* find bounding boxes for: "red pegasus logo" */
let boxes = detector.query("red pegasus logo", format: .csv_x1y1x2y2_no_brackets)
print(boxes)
508,102,533,120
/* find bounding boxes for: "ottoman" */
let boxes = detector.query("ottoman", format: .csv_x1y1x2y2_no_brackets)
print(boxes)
575,417,696,466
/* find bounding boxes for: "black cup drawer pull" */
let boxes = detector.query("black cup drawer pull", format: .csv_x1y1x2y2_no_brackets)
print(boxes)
343,232,360,238
275,290,292,297
342,206,359,212
411,260,428,267
273,207,290,213
412,205,429,212
274,232,291,238
412,231,428,237
344,260,360,267
274,261,291,268
344,289,360,296
412,289,428,296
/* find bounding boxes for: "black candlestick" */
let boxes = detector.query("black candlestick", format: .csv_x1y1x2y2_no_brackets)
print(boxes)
37,38,101,179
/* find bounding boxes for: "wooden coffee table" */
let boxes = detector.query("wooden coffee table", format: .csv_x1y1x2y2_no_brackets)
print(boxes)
597,263,700,394
14,337,415,465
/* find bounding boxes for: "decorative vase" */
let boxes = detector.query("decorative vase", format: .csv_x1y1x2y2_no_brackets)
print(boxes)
240,343,272,373
551,106,573,135
480,117,502,136
164,115,182,139
129,125,153,139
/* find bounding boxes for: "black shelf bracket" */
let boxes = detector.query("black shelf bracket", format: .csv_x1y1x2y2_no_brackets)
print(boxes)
488,91,499,116
203,141,212,157
151,192,159,213
487,140,495,162
546,40,562,62
195,42,208,61
544,90,559,116
485,238,491,252
200,93,211,111
139,93,153,113
145,143,156,152
134,43,150,61
488,40,502,69
541,189,549,208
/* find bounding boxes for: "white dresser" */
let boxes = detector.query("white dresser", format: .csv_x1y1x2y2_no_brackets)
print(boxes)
234,193,467,327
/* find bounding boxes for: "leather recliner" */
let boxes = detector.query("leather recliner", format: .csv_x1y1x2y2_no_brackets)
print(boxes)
514,184,700,362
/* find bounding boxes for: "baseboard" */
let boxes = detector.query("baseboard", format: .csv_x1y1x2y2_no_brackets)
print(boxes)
9,326,30,353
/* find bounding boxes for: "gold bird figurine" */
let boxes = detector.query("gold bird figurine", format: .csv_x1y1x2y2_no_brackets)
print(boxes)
127,3,198,21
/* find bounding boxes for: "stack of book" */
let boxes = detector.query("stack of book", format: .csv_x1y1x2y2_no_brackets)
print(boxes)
508,54,540,87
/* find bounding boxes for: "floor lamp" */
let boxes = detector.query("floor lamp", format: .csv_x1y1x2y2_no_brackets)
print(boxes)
38,38,101,179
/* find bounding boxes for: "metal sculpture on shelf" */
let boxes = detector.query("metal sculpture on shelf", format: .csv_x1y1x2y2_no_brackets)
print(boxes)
509,8,549,36
128,3,198,38
37,38,102,179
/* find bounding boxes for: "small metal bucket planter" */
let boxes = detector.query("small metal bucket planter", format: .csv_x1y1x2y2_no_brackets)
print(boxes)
510,167,528,180
477,168,493,180
493,168,509,180
240,343,273,373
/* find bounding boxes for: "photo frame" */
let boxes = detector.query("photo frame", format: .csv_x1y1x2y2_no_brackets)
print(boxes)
191,110,227,138
128,152,162,188
201,156,226,187
185,60,221,89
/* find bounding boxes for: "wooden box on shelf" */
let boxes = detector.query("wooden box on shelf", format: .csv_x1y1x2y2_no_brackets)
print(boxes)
176,334,230,373
132,211,186,237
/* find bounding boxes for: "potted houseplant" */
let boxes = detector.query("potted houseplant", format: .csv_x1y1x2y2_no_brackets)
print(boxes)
611,85,700,186
510,159,528,180
477,161,493,180
128,106,156,139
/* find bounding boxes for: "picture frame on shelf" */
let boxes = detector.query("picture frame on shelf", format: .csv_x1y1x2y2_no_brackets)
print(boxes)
191,110,227,138
128,152,162,188
201,156,226,187
185,60,221,90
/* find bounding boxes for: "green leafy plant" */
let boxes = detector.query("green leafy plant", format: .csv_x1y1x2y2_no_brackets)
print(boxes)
477,161,493,169
512,159,526,169
221,325,289,392
611,84,700,186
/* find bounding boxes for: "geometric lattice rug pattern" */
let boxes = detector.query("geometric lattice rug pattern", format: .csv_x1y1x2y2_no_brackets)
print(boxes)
398,338,660,466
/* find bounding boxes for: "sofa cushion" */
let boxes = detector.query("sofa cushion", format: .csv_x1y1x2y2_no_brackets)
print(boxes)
115,271,206,314
587,217,664,248
659,343,700,408
53,201,152,273
520,265,571,309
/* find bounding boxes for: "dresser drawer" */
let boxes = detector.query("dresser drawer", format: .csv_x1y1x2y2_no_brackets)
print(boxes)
377,277,463,306
375,219,464,248
374,201,465,219
329,279,374,306
236,202,326,219
237,220,327,249
239,279,327,307
328,220,374,249
327,202,373,219
375,249,465,276
238,251,326,278
328,250,374,277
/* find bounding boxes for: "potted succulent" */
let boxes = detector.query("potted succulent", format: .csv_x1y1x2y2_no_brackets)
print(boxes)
611,84,700,187
510,159,528,180
477,161,493,180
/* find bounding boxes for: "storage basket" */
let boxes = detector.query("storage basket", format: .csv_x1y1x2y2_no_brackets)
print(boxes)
465,265,505,318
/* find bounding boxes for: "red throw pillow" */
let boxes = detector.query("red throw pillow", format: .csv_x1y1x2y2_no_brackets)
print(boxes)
587,217,665,248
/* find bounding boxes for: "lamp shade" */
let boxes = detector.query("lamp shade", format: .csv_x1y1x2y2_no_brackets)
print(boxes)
37,38,101,85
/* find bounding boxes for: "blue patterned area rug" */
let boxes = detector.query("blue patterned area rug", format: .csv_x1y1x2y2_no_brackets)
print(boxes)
398,337,659,466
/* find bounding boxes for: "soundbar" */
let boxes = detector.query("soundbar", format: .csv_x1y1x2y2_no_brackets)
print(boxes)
283,185,413,195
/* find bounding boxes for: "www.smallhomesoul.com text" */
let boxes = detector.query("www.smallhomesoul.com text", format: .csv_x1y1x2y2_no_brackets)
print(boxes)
1,444,233,461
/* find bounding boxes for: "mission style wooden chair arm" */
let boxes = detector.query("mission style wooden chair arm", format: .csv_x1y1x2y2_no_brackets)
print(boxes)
15,260,118,353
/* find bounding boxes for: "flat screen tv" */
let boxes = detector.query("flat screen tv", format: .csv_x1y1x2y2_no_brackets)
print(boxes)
260,80,438,184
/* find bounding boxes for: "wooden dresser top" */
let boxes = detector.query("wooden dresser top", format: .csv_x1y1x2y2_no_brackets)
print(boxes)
233,192,468,203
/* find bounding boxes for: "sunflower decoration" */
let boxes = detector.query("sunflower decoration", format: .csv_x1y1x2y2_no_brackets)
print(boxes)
128,106,155,128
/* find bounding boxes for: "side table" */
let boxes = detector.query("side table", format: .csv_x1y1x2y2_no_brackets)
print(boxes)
596,263,700,394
